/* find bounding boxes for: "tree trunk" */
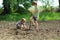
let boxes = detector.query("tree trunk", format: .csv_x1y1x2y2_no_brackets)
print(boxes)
2,0,11,15
3,4,10,14
59,0,60,8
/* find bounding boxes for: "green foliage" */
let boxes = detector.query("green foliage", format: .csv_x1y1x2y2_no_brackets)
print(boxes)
39,12,60,21
2,0,38,15
0,13,31,21
23,2,32,9
0,7,3,14
10,0,18,13
41,6,53,12
16,6,30,14
0,12,60,21
1,0,60,21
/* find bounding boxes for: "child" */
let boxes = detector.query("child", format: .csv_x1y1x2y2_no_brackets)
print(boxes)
29,1,39,31
16,18,29,30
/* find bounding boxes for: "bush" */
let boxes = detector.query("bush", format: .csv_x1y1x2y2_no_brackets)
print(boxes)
0,7,3,14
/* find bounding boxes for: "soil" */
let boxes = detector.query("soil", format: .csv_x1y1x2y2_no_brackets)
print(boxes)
0,20,60,40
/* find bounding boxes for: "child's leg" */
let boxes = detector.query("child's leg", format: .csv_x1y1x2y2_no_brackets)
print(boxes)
30,17,35,26
20,25,24,30
33,16,39,31
23,25,30,30
35,21,39,32
20,24,28,30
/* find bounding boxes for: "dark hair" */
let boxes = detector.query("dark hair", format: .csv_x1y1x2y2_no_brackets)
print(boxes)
32,1,37,5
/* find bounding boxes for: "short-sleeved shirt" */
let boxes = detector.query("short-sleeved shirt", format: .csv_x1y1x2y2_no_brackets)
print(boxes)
28,6,40,20
16,21,23,27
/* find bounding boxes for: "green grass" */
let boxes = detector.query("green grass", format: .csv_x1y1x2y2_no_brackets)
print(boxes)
0,13,31,21
39,12,60,21
0,12,60,21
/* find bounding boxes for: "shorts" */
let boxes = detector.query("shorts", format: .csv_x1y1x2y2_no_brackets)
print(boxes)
33,16,37,21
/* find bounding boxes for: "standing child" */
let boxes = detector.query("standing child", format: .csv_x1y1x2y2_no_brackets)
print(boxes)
28,1,39,31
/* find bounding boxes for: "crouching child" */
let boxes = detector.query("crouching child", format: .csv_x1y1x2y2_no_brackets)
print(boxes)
16,18,29,30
